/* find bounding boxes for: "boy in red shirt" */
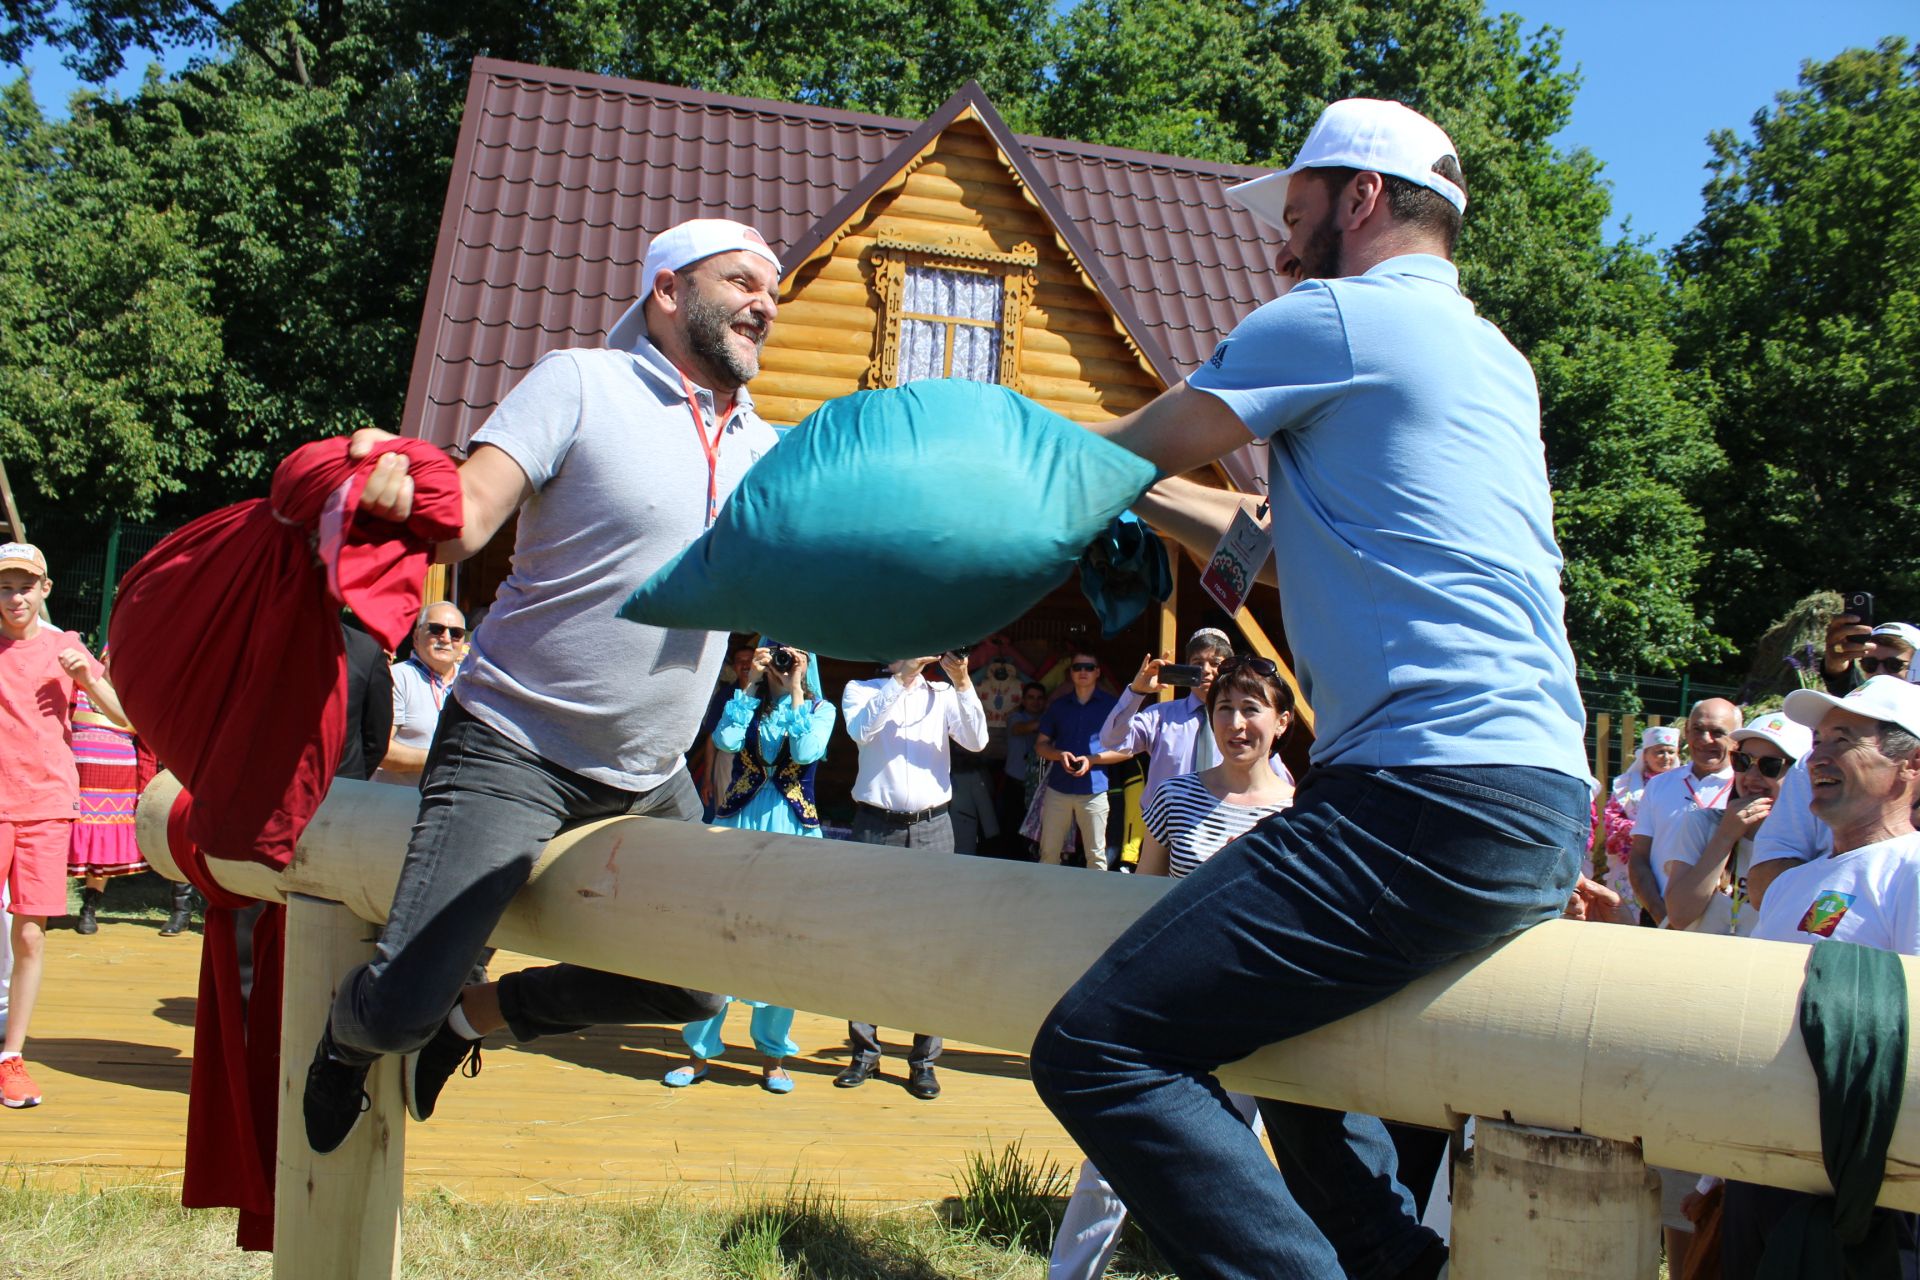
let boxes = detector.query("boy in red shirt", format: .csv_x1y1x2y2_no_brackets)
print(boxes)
0,542,128,1107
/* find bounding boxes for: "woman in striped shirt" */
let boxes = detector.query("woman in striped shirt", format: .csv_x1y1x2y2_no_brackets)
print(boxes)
1051,656,1295,1280
1139,656,1296,877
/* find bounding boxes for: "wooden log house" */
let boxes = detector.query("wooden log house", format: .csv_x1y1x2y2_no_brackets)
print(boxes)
401,60,1312,806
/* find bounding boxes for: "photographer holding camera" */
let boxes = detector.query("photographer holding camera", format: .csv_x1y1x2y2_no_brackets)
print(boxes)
835,651,988,1098
663,639,834,1095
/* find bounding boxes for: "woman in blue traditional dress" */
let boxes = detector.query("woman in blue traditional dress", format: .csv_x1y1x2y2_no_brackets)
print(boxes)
663,640,834,1094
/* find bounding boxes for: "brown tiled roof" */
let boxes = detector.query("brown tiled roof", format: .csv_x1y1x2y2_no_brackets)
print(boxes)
404,59,1286,448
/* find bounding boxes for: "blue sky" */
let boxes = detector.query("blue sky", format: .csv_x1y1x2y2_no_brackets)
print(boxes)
1504,0,1913,248
16,3,1918,252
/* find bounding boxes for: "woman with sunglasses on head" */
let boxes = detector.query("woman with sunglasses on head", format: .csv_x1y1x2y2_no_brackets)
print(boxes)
663,639,834,1095
1049,655,1294,1280
1662,710,1811,936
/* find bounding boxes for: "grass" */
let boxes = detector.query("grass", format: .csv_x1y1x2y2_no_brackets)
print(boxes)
0,1145,1180,1279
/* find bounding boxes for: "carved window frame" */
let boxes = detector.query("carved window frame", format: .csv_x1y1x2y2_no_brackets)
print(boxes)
865,235,1039,391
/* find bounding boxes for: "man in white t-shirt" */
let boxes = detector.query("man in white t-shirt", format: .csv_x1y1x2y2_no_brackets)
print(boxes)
1662,710,1811,937
1630,698,1740,924
1753,678,1920,949
374,602,466,785
1722,676,1920,1272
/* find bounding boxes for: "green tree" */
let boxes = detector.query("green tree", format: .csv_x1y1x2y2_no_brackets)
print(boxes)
0,77,224,518
1671,38,1920,649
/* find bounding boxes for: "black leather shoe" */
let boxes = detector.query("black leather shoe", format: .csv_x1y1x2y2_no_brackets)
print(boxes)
834,1057,879,1088
74,887,101,935
907,1064,940,1100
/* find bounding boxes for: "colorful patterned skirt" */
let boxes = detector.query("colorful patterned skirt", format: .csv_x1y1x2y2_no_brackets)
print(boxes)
68,721,149,878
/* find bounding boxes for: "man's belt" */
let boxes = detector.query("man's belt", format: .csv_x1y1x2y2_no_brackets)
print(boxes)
855,800,950,826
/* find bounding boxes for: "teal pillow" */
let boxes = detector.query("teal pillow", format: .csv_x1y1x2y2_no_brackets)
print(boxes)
618,379,1159,661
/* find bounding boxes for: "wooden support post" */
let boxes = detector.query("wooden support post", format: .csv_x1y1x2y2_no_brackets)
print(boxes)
1157,565,1179,703
1450,1118,1660,1279
275,893,404,1279
1592,713,1612,797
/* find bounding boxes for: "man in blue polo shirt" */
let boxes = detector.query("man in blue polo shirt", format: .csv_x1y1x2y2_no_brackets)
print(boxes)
1029,99,1597,1279
1035,653,1127,870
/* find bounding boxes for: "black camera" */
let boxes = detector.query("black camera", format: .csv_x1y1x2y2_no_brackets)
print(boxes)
769,644,796,674
946,644,975,662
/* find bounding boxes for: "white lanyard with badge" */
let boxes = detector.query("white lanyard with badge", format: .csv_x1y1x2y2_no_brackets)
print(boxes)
1199,497,1273,617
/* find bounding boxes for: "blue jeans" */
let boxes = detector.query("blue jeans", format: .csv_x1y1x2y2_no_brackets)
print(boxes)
1030,764,1588,1280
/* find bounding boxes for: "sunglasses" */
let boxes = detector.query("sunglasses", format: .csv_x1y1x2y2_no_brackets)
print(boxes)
423,622,467,641
1731,751,1790,779
1069,662,1099,672
1217,656,1280,679
1859,656,1910,676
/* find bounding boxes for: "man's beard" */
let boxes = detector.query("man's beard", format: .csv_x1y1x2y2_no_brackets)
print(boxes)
1293,207,1343,279
683,289,763,386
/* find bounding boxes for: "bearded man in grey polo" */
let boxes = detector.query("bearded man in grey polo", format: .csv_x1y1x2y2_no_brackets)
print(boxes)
303,218,786,1154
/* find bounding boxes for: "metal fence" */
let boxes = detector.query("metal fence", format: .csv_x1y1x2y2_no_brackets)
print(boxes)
26,515,175,649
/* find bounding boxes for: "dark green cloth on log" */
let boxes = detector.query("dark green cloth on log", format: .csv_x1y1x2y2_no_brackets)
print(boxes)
1758,940,1909,1280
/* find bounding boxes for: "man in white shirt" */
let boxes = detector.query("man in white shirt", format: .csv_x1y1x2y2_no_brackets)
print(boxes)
836,652,988,1099
374,602,466,784
1630,698,1740,924
1723,676,1920,1272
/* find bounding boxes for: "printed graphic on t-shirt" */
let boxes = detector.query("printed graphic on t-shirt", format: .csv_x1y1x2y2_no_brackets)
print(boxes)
1799,890,1856,938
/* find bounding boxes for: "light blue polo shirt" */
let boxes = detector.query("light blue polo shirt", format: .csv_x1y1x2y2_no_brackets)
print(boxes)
1187,253,1587,779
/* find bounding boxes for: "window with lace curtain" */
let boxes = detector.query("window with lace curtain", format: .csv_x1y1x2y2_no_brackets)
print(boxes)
898,267,1002,383
865,237,1038,391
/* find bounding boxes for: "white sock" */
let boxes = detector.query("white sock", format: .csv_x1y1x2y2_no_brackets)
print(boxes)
0,1050,19,1062
447,1003,481,1041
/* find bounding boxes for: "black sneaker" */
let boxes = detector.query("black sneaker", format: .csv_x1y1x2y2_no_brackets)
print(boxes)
403,1021,482,1123
303,1032,371,1154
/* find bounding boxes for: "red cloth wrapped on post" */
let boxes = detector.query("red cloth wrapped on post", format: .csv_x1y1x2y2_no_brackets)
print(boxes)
108,436,462,1249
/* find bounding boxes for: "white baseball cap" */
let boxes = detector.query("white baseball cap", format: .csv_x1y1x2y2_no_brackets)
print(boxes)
1227,98,1466,235
1869,621,1920,652
1731,710,1812,761
0,542,47,576
1641,726,1680,749
605,219,782,350
1784,675,1920,742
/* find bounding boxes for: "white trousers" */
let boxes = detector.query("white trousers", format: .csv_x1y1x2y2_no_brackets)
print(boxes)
1049,1091,1263,1280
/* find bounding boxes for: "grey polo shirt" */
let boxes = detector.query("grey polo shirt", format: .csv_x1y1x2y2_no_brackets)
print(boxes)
454,329,779,791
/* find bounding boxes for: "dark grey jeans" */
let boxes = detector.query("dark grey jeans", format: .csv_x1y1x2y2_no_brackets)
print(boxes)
329,696,724,1065
844,805,947,1066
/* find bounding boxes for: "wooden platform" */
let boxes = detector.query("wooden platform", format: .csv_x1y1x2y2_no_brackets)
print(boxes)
3,916,1083,1205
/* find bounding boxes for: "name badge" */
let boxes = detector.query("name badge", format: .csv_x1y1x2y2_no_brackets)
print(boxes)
1199,504,1271,617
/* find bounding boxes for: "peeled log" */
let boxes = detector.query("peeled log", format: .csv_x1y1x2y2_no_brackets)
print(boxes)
137,772,1920,1208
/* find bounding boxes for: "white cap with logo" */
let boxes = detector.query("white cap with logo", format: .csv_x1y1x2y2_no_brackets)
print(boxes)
1731,709,1812,761
1227,98,1466,235
605,219,783,351
1640,726,1680,749
1784,675,1920,742
0,542,47,576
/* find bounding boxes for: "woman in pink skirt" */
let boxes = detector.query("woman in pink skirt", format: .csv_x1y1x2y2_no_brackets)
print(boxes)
66,689,153,935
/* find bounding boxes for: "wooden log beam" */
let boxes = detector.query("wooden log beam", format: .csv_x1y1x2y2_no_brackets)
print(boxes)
136,773,1920,1209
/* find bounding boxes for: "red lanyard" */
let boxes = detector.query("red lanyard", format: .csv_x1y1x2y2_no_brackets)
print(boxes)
1683,772,1730,809
681,374,731,526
